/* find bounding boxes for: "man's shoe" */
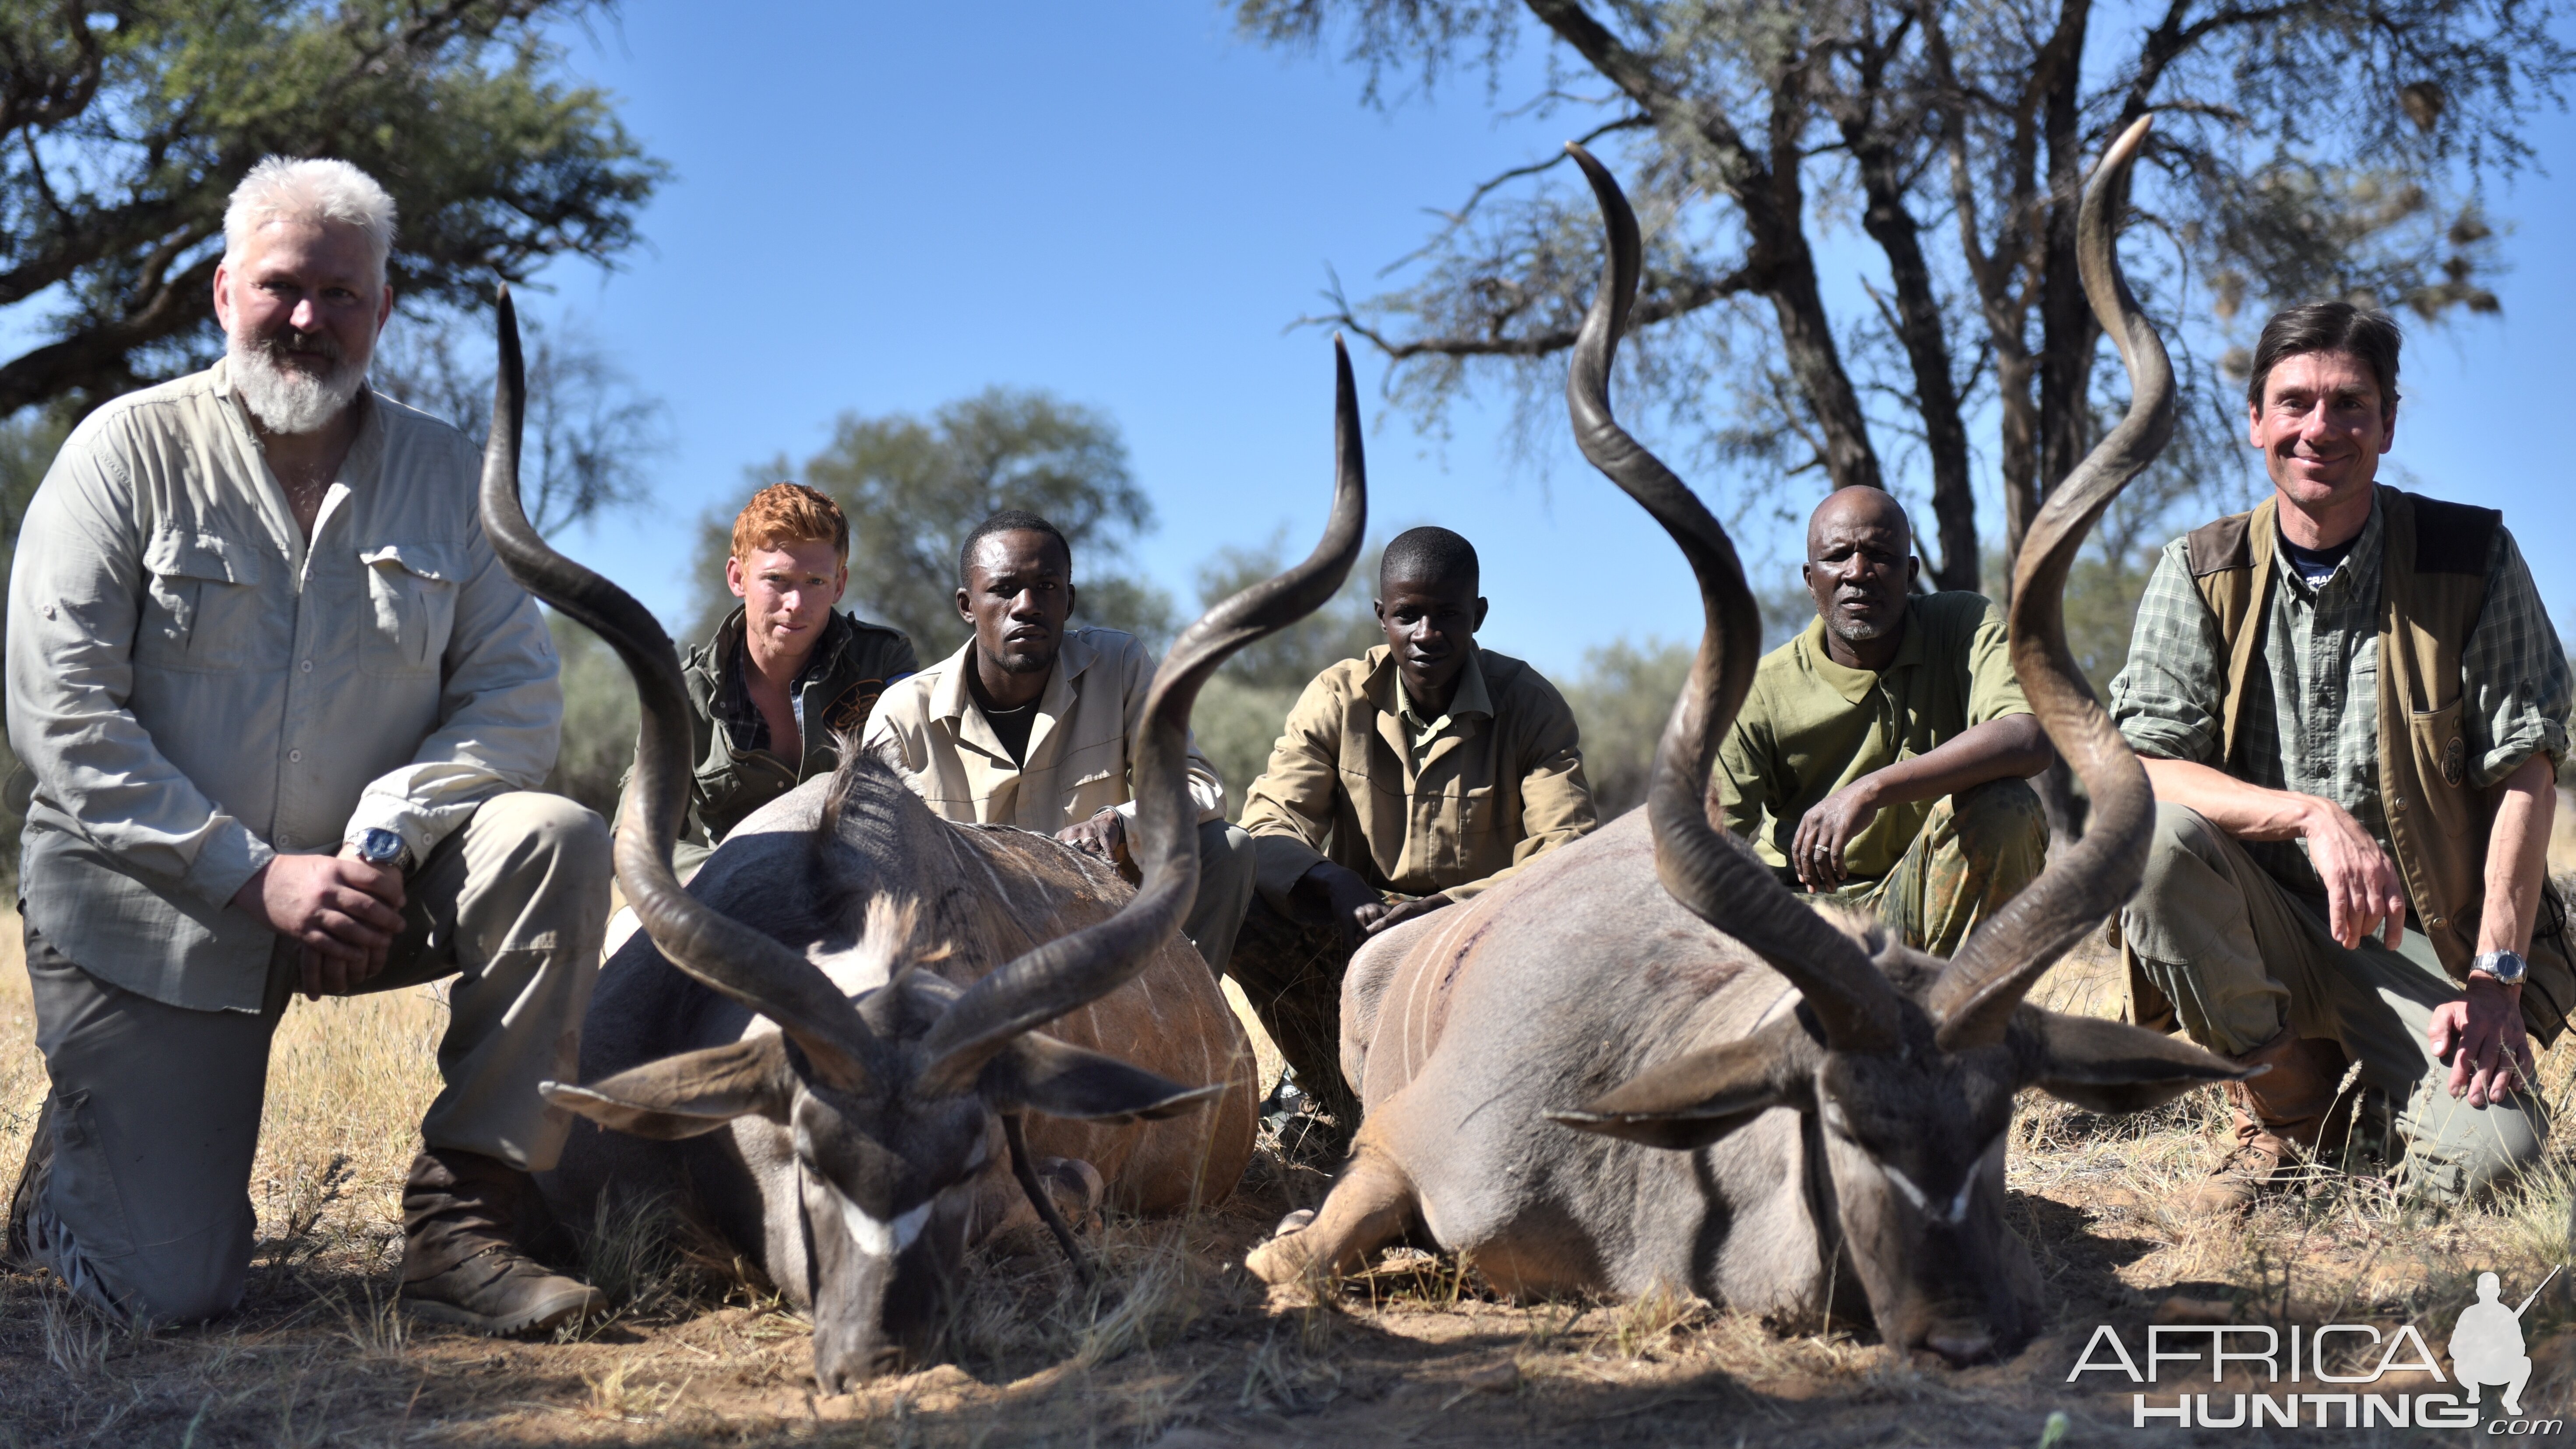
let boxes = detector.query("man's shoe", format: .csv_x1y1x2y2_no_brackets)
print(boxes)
398,1147,605,1336
2179,1029,2350,1218
4,1098,53,1272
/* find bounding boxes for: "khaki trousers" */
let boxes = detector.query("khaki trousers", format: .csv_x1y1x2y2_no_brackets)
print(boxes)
2121,803,2548,1203
1806,777,2049,958
23,792,608,1323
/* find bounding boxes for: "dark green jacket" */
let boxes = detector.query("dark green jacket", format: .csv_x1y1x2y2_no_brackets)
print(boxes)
654,607,919,875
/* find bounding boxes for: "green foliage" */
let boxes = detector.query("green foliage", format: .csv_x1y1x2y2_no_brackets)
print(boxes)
1561,638,1692,822
698,388,1172,659
0,0,664,418
542,610,639,824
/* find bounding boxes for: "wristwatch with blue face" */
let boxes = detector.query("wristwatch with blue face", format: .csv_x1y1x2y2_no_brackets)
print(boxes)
357,827,413,874
2472,949,2528,987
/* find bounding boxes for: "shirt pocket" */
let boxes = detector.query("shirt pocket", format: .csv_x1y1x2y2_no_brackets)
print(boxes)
356,542,465,676
138,526,264,673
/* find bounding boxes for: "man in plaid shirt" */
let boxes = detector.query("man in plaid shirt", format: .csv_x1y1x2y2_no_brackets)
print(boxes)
2108,301,2570,1214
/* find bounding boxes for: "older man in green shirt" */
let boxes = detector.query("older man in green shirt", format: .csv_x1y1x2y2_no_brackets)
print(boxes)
1719,487,2051,956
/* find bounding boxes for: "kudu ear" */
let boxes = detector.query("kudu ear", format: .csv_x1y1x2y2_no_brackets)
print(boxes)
541,1034,798,1141
2020,1009,2244,1114
980,1032,1223,1123
1548,1018,1815,1151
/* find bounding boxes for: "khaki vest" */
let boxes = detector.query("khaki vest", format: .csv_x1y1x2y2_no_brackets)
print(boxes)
2182,485,2568,1043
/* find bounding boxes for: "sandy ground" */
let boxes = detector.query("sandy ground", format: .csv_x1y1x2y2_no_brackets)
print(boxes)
4,900,2575,1447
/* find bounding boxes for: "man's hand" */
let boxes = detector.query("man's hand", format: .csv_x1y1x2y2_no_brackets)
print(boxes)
1354,893,1452,939
1295,860,1394,952
2300,797,2407,949
1790,778,1883,891
1056,809,1138,884
232,847,407,998
2429,975,2535,1109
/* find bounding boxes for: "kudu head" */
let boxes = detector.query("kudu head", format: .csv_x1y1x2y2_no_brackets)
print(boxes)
1546,119,2241,1365
479,305,1368,1389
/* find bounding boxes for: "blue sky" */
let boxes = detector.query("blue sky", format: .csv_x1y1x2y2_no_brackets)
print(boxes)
515,1,2576,679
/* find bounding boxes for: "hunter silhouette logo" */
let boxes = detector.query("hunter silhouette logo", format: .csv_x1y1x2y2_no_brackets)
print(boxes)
2451,1267,2555,1417
2072,1266,2565,1430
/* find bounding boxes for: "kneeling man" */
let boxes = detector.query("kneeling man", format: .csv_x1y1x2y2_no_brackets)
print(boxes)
2109,301,2571,1212
4,158,609,1332
864,510,1255,973
666,483,917,878
1235,527,1598,1126
1719,487,2050,957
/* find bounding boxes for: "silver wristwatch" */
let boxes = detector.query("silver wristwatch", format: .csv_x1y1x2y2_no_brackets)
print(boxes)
356,827,414,874
2472,949,2528,987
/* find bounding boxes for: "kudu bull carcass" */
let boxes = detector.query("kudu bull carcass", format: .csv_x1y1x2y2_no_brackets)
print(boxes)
480,309,1368,1389
1249,119,2242,1363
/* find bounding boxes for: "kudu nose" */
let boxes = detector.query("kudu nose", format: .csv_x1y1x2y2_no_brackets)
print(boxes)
1924,1327,1997,1366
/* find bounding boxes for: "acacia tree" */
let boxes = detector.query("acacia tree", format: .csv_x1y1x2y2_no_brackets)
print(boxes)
0,0,663,420
1244,0,2556,593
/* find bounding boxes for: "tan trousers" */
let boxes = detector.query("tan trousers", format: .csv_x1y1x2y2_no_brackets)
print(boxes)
2121,803,2550,1203
1806,776,2048,958
22,792,608,1323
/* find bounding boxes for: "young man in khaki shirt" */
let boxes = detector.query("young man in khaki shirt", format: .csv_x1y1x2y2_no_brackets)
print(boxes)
863,510,1256,974
1235,527,1597,1129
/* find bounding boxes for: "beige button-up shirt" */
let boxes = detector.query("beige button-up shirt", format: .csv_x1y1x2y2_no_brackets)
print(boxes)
5,362,563,1011
862,628,1224,833
1239,645,1597,906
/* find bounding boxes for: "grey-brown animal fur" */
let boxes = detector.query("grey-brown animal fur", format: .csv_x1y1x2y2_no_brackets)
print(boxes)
481,303,1370,1390
1247,121,2243,1366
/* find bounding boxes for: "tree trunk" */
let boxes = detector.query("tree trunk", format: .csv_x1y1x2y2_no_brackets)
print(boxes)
1854,136,1976,590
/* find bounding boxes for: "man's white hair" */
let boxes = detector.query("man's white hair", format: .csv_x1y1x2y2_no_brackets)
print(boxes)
222,156,398,284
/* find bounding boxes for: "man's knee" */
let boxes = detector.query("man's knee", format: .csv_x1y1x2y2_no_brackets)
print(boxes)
1945,777,2047,855
2397,1083,2549,1204
478,792,610,874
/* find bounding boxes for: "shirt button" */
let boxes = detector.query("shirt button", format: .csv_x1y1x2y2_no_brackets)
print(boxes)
300,659,313,673
288,749,302,764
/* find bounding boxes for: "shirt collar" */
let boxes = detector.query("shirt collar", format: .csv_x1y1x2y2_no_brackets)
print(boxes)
2274,492,2384,603
1395,645,1492,730
1796,596,1927,705
929,628,1099,724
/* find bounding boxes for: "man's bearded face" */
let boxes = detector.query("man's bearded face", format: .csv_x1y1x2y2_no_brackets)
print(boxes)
215,218,385,436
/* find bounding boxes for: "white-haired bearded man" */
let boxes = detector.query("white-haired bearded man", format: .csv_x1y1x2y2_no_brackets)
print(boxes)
1,156,612,1334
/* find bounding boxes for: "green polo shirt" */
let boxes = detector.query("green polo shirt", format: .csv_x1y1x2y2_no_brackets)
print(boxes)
1718,591,2030,882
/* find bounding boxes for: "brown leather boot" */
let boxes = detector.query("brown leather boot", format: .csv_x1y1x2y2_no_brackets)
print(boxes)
2180,1029,2353,1217
398,1148,605,1335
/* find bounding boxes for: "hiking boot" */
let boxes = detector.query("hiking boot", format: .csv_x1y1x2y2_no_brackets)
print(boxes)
398,1148,605,1336
4,1098,52,1273
2179,1029,2352,1218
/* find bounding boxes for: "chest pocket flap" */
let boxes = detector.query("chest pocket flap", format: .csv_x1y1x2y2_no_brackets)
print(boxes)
357,541,467,673
139,527,264,670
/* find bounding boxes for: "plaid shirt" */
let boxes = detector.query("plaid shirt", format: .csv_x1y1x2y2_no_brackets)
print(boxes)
2108,493,2569,896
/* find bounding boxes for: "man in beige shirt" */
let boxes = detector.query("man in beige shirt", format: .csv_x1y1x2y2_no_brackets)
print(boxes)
3,159,608,1335
863,509,1255,973
1234,526,1598,1129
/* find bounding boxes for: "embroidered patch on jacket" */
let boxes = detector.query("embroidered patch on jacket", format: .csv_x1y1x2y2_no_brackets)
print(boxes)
828,681,886,734
2442,735,2467,789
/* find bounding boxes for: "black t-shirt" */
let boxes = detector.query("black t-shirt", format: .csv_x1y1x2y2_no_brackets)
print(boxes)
2277,527,2358,588
965,667,1038,767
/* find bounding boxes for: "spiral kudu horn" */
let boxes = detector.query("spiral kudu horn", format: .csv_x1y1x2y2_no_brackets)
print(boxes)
1926,114,2172,1051
914,338,1371,1091
1565,145,1900,1052
476,288,888,1088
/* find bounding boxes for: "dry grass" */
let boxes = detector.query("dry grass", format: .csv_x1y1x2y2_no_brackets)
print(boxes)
4,895,2575,1446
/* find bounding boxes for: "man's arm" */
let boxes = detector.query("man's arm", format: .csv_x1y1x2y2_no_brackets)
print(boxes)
1792,714,2051,890
2136,756,2407,950
2427,752,2554,1108
339,524,563,863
